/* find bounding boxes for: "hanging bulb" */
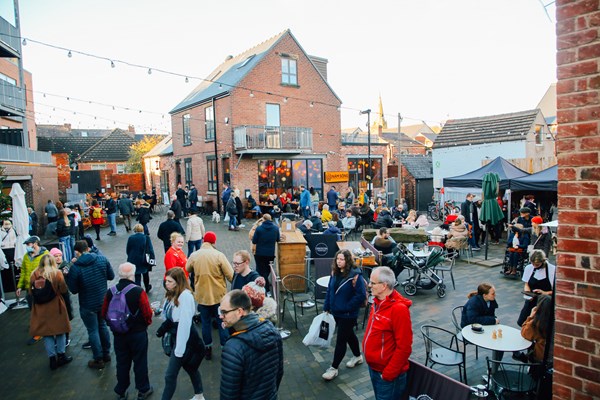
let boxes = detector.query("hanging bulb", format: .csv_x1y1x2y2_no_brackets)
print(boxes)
147,68,152,75
249,91,254,98
66,97,70,100
310,102,314,108
22,38,27,46
219,83,223,88
284,97,288,103
111,60,115,68
43,93,46,98
68,50,72,58
112,106,115,110
185,76,189,83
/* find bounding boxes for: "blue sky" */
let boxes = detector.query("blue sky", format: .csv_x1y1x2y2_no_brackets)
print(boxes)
13,0,556,133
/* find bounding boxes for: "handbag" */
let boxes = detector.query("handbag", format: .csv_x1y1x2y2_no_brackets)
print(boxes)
144,236,156,267
162,331,174,356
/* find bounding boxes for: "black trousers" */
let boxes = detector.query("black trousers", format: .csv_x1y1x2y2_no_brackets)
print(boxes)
332,316,360,369
254,255,275,292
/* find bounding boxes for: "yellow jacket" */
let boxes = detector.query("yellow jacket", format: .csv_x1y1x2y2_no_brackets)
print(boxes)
321,209,332,223
186,242,233,305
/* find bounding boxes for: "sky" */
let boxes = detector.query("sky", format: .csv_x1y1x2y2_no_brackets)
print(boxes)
12,0,556,134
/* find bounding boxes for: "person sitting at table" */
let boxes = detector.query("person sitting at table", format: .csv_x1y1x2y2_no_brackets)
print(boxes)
516,294,553,364
246,193,262,215
371,227,397,246
374,208,393,229
445,219,469,256
460,282,499,327
405,210,417,226
279,193,290,213
372,228,396,266
321,204,333,224
358,203,374,226
331,212,344,230
309,212,324,232
298,219,313,238
341,210,356,234
392,204,408,222
323,221,342,241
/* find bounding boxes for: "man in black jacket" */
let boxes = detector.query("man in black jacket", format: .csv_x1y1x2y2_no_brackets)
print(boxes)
101,262,154,400
105,194,118,236
118,194,135,233
157,211,185,253
219,290,283,400
176,183,188,217
169,194,182,222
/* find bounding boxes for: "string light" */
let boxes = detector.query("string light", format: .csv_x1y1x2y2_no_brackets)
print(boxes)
185,76,189,83
147,68,152,75
22,38,26,46
67,50,72,58
310,102,314,108
249,91,254,98
110,60,115,68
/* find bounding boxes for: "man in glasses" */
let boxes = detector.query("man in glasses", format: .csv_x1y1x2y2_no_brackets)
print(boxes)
363,267,413,400
219,290,283,400
231,250,260,291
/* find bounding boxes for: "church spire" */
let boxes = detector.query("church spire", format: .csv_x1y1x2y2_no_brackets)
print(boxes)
372,94,388,130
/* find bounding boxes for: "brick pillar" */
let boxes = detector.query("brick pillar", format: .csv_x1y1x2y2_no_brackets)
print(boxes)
555,1,600,399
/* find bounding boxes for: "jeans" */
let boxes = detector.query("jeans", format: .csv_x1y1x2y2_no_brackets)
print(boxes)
142,223,149,236
114,330,151,396
198,304,229,347
310,201,319,216
187,239,202,256
80,307,111,360
332,317,360,369
108,213,117,233
59,235,73,262
368,366,407,400
43,334,66,357
302,206,310,219
229,214,238,229
162,351,203,400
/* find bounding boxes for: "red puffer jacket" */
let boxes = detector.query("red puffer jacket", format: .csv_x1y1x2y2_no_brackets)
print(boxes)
362,290,413,381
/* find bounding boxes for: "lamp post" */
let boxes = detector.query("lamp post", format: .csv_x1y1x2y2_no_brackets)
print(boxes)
359,109,372,197
398,112,403,203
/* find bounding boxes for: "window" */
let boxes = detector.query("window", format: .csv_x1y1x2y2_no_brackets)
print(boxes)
222,157,230,185
205,106,215,140
0,72,17,86
348,157,383,189
207,159,217,192
183,114,191,145
258,159,322,202
535,125,543,145
91,164,107,170
184,158,193,186
116,164,126,174
281,58,297,85
266,104,280,127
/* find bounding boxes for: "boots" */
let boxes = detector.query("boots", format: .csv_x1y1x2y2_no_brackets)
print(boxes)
49,356,58,370
57,353,73,367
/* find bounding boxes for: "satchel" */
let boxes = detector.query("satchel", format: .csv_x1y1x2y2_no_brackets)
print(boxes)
144,236,156,266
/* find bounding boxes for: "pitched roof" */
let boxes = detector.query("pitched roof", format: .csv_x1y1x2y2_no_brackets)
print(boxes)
379,131,427,148
37,136,102,158
402,154,433,180
400,122,435,138
144,135,172,157
170,29,341,114
76,129,136,162
37,124,112,138
434,109,540,149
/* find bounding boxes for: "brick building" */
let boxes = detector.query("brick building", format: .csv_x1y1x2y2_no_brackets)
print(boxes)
169,29,381,211
554,1,600,399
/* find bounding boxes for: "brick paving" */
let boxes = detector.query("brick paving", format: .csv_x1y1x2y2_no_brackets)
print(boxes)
0,211,546,399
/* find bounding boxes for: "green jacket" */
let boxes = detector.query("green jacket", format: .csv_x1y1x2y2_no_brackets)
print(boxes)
18,248,49,290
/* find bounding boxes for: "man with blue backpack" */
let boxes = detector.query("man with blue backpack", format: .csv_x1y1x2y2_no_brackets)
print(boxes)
102,262,154,400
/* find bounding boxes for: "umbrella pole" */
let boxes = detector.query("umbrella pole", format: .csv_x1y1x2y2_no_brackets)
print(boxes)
485,222,490,260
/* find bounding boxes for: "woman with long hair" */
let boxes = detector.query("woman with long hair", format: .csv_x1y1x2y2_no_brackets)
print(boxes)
72,204,85,240
28,254,72,370
160,268,205,400
164,232,188,281
322,249,367,381
309,187,320,216
56,209,74,261
127,224,155,292
520,294,553,363
460,282,499,327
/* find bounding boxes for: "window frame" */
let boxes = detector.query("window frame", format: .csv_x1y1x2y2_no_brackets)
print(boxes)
207,159,217,192
281,57,298,86
182,114,191,145
205,106,215,141
184,158,193,186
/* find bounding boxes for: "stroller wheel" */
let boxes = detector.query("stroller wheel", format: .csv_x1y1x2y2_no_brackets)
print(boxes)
437,285,446,298
404,283,417,296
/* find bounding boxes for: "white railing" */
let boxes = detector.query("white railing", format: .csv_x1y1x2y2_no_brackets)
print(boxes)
0,143,53,164
234,125,312,150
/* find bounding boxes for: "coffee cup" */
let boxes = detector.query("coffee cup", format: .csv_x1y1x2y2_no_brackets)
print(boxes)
471,323,483,332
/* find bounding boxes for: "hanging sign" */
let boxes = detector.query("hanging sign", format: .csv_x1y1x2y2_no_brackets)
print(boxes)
324,171,349,183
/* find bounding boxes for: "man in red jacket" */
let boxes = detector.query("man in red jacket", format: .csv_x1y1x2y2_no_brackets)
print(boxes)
363,266,413,400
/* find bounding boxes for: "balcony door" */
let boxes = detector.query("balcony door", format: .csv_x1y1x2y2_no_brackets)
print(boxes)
266,104,281,148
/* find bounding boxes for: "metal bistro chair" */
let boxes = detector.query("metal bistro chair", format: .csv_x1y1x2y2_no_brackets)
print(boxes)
486,358,542,399
421,325,467,384
451,306,478,359
433,248,457,290
360,265,374,329
281,274,318,330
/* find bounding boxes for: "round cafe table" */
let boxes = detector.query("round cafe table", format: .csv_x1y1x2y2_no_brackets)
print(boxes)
316,276,330,288
461,324,532,372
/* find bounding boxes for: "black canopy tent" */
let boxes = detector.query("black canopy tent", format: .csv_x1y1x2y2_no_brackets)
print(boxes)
443,157,529,189
509,165,557,191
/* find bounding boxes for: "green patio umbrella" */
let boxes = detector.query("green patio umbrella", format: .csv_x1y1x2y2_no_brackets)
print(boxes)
480,172,504,260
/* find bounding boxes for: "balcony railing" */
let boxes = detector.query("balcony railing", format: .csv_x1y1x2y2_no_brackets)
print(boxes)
0,80,25,116
234,125,312,151
0,16,21,57
0,143,53,164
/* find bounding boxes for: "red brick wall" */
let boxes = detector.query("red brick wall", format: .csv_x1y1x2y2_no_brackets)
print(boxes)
53,153,71,201
112,173,144,193
555,1,600,399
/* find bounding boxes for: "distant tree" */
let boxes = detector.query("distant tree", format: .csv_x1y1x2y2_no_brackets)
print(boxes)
126,135,163,173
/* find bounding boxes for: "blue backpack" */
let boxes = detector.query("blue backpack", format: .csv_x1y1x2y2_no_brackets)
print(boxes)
106,283,137,334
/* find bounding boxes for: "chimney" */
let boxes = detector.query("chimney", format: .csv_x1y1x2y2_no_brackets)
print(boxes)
128,125,136,133
63,123,71,131
308,55,328,81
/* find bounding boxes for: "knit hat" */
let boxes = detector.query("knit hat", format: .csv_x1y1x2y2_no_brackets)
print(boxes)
519,207,531,214
531,216,543,224
49,247,62,256
204,231,217,244
242,277,266,309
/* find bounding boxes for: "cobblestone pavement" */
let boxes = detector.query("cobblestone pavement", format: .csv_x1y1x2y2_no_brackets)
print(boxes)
0,211,544,399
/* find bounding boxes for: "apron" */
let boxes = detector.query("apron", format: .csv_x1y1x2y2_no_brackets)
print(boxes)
517,262,552,326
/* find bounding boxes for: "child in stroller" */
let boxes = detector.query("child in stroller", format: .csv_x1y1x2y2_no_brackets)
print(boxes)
503,224,530,277
394,244,447,298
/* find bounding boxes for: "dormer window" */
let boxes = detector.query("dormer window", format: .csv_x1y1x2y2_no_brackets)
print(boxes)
238,55,255,69
281,57,297,86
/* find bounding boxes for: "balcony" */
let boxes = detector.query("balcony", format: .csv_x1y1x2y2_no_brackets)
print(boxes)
234,125,312,154
0,143,53,164
0,80,25,117
0,16,21,58
341,132,388,145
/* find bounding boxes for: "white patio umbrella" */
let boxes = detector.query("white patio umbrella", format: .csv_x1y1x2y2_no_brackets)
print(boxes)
9,183,29,267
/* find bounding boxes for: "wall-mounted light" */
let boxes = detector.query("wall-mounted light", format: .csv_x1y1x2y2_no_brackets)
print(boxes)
224,117,229,125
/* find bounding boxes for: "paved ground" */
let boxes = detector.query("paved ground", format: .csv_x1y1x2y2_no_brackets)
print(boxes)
0,211,546,399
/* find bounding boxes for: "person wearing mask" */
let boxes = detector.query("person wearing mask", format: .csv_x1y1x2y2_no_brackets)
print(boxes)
230,250,261,291
185,209,205,256
322,250,367,381
28,254,72,370
252,214,280,294
460,282,499,327
158,268,205,400
127,224,155,293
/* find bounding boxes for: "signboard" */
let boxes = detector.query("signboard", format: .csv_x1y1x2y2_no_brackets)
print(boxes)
324,171,349,183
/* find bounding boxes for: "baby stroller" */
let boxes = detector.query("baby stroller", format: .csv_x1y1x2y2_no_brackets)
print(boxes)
396,244,447,298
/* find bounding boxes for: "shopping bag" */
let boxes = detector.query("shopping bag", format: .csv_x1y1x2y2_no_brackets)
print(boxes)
302,312,336,347
223,213,230,222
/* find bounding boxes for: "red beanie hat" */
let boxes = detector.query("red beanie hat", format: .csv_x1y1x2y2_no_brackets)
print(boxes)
204,231,217,244
531,216,543,224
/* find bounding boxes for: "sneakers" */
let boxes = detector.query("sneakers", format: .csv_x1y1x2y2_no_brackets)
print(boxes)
346,355,363,368
137,385,153,400
82,341,92,349
472,247,481,251
322,367,338,381
27,336,42,345
88,359,105,369
190,394,205,400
